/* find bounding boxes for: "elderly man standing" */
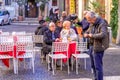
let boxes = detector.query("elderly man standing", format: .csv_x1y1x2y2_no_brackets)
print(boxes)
84,12,109,80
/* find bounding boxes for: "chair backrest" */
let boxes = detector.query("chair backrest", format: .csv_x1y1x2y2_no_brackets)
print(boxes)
0,35,13,42
1,32,10,35
76,42,88,53
78,37,83,42
52,42,69,57
26,32,34,36
16,41,34,57
0,41,14,52
17,35,33,42
33,35,43,43
15,32,26,35
16,41,33,52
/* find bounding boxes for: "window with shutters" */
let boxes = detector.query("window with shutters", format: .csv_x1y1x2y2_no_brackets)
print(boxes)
52,0,57,6
5,0,11,5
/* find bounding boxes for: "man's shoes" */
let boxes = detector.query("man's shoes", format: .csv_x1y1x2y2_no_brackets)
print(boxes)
49,68,52,71
56,64,61,70
56,64,60,68
92,78,97,80
43,57,46,61
92,76,97,80
69,63,72,67
48,63,52,71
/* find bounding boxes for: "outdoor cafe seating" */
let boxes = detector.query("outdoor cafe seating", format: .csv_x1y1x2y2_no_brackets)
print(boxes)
47,37,90,75
0,31,90,75
0,31,36,74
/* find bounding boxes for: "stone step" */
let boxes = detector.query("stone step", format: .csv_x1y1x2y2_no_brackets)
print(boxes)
12,18,39,25
25,18,38,21
13,21,39,23
11,22,39,26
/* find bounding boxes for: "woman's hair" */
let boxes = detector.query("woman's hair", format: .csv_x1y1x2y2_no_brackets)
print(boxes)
63,21,71,29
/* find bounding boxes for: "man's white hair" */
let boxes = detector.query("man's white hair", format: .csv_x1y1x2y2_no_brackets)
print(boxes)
85,11,97,18
83,10,89,15
63,21,71,27
49,22,55,28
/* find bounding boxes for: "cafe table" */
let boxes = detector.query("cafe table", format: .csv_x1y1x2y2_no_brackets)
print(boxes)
0,35,26,68
55,41,77,62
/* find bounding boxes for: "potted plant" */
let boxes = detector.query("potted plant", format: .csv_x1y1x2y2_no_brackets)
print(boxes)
45,16,50,22
18,7,24,21
17,0,25,21
35,0,50,16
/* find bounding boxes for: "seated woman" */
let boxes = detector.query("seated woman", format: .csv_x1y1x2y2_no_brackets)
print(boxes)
60,21,77,42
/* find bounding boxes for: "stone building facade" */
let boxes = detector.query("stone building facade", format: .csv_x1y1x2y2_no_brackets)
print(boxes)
0,0,65,18
65,0,112,24
0,0,112,23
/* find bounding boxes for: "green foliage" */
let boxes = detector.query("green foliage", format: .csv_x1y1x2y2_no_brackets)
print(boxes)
45,16,50,22
110,0,118,38
75,24,80,27
87,1,105,16
40,3,45,11
18,7,23,16
17,0,26,16
75,19,81,27
35,0,50,12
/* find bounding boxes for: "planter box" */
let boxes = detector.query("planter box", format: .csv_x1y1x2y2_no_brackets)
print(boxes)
112,38,116,43
18,16,24,21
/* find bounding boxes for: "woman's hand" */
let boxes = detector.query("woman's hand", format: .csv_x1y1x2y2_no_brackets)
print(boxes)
55,38,60,42
84,33,89,38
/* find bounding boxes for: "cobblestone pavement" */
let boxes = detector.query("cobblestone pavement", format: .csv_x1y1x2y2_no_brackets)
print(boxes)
0,24,120,80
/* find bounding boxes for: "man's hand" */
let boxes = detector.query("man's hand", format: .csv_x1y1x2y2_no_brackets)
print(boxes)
88,33,93,38
84,33,89,38
55,38,60,42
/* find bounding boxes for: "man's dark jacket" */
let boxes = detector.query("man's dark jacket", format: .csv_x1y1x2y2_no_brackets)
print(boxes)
44,30,59,46
51,13,59,23
77,18,90,33
87,17,109,52
35,25,48,35
37,26,48,35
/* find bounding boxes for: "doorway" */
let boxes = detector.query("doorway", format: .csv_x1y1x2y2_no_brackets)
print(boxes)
25,0,38,18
